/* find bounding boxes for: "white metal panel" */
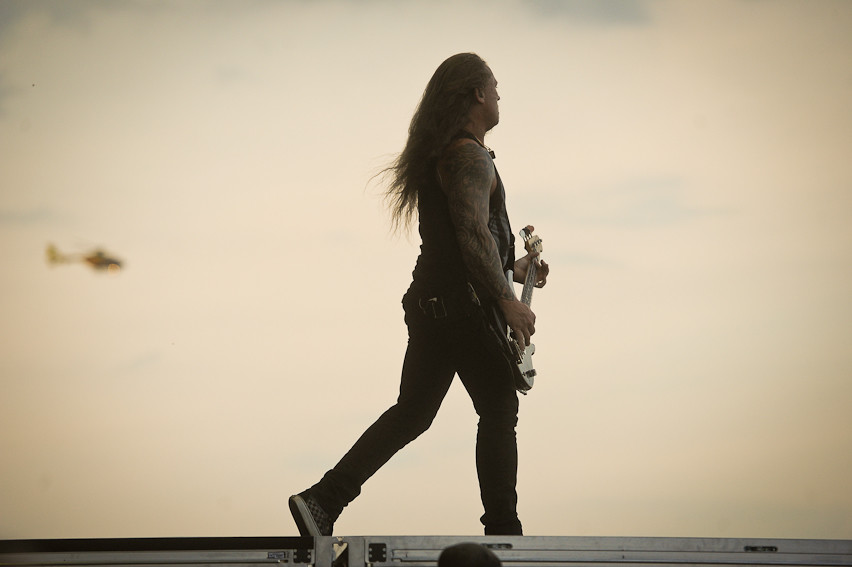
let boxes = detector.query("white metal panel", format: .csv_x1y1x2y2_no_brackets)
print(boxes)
2,536,850,567
334,535,852,567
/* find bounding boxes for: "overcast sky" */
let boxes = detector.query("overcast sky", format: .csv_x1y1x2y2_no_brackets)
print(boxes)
1,0,851,540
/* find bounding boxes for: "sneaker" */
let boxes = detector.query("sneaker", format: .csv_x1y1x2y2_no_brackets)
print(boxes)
289,491,334,536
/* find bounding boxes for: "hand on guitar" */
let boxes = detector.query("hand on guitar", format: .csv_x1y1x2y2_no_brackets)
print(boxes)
514,252,549,288
497,297,536,350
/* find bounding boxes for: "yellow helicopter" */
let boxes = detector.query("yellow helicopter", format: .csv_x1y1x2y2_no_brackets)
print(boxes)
46,243,123,274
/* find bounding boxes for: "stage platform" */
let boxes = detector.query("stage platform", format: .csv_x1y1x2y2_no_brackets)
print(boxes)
2,535,851,567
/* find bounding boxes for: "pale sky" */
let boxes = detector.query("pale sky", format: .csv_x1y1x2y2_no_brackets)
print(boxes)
1,0,851,540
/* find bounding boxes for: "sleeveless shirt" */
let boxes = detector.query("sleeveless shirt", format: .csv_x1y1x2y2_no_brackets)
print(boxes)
409,132,515,299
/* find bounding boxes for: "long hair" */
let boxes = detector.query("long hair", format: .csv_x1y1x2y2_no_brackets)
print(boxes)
382,53,493,233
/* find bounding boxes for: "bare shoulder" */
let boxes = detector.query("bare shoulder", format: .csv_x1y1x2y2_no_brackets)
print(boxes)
441,137,491,166
437,138,495,196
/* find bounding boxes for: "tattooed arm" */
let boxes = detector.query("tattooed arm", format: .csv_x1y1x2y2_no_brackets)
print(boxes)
439,139,536,347
439,140,512,301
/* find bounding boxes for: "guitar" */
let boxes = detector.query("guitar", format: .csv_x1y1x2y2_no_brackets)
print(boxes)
487,227,543,394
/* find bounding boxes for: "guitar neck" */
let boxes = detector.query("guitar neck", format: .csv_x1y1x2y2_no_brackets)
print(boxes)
521,263,537,307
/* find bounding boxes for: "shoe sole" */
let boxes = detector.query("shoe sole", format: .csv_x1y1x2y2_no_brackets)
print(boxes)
289,494,321,537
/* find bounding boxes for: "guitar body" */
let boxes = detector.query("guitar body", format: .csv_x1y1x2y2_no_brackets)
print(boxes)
517,343,536,390
486,303,536,393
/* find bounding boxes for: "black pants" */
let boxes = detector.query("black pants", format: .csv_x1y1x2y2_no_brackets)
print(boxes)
309,288,522,535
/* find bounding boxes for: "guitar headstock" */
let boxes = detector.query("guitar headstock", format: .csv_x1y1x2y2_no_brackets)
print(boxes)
520,226,543,255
